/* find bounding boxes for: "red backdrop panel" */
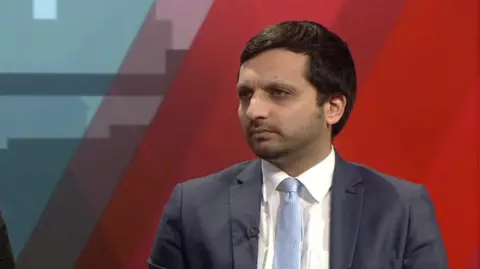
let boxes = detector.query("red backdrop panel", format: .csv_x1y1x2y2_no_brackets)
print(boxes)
75,0,478,268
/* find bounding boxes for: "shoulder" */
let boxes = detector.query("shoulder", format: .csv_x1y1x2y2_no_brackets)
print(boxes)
162,160,259,218
350,161,428,204
175,159,258,195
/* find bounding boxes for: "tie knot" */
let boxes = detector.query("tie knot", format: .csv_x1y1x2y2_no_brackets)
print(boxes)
277,178,300,193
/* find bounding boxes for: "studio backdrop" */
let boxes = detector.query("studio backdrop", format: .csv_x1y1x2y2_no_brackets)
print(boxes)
0,0,477,268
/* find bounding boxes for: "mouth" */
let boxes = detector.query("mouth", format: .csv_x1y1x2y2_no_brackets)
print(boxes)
249,130,276,139
249,128,273,134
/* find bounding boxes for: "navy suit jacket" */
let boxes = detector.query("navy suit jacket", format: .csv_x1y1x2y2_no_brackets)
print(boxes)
148,153,449,269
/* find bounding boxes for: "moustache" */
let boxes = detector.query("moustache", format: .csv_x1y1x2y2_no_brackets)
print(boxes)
247,121,278,134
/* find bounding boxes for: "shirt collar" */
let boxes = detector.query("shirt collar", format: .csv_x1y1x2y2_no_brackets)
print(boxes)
261,147,336,203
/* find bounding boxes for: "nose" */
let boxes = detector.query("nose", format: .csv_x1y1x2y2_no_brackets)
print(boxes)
244,92,269,120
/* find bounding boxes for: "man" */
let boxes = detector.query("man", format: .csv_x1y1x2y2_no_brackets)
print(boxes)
148,21,449,269
0,210,15,269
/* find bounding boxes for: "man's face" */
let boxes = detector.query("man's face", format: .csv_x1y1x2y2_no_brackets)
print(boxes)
237,48,330,160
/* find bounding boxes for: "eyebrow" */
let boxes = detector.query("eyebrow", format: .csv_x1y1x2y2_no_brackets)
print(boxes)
263,81,296,90
237,80,296,90
236,84,252,93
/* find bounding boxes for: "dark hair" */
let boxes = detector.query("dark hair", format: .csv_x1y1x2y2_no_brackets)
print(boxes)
240,21,356,137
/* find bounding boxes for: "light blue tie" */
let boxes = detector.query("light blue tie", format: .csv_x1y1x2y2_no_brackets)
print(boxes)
273,178,303,269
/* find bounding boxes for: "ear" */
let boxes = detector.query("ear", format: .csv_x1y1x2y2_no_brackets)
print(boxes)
323,93,346,126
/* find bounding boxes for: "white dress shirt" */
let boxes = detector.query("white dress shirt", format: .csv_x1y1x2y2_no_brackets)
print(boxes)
257,148,335,269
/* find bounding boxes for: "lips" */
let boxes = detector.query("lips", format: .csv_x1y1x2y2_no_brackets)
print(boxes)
249,128,274,135
250,129,272,134
249,129,277,140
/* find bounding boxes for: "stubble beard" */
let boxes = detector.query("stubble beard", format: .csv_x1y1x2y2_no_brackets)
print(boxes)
248,137,291,161
247,120,328,175
246,108,328,169
248,130,322,164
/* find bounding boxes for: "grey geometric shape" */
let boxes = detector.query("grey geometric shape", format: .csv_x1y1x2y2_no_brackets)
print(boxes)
15,125,148,269
117,19,173,74
1,0,157,73
0,50,188,96
15,10,187,269
103,49,189,96
0,96,88,147
155,0,214,49
11,2,188,266
0,95,90,256
84,96,163,138
0,137,82,258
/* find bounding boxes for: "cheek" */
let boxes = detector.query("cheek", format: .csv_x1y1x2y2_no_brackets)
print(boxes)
237,106,244,119
277,112,307,133
237,113,249,128
284,111,323,134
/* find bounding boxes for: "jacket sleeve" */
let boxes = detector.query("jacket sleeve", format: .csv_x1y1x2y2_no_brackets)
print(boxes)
147,184,185,269
403,185,449,269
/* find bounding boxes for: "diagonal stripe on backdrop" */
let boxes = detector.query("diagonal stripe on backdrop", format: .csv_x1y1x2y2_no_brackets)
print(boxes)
73,0,215,268
14,2,170,268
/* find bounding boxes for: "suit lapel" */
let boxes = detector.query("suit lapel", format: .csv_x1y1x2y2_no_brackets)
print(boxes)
230,160,263,269
330,153,365,269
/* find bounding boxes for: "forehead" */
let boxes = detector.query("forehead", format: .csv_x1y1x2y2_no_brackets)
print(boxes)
238,49,309,86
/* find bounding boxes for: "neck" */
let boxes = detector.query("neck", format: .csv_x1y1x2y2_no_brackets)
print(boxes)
270,142,332,177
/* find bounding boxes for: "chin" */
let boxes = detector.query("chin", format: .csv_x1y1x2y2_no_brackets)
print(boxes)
250,144,285,160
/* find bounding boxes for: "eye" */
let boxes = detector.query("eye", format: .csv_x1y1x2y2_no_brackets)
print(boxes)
270,88,289,97
238,89,253,99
